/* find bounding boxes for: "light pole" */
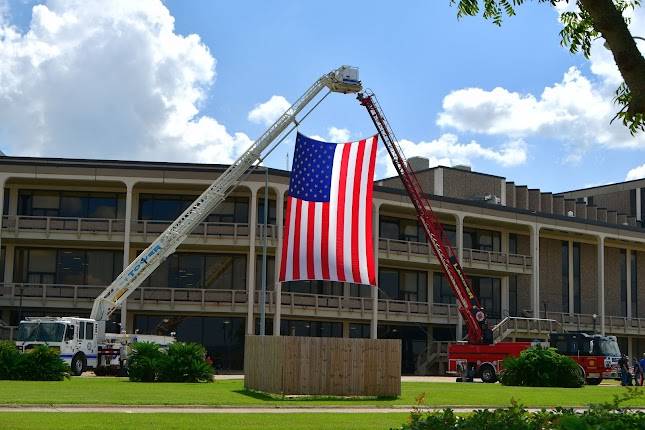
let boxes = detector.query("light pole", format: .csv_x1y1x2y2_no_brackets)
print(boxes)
592,313,597,334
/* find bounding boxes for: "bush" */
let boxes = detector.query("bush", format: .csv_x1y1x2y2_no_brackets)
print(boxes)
158,342,213,383
0,342,69,381
127,342,164,382
394,390,645,430
0,341,21,380
128,341,213,383
499,345,584,388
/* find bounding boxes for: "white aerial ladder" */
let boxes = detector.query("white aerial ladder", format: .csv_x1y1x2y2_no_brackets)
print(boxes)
16,66,363,375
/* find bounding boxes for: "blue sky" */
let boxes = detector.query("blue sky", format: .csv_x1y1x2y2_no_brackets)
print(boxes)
1,0,644,193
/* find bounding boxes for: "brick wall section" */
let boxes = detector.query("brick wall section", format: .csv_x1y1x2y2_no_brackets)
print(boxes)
587,206,597,221
528,189,541,212
575,202,587,219
565,199,576,216
505,182,516,207
553,195,565,215
608,210,618,224
540,238,564,313
515,186,528,210
592,190,633,216
580,243,597,314
604,247,622,317
638,251,645,319
442,169,501,200
597,207,607,222
541,193,553,214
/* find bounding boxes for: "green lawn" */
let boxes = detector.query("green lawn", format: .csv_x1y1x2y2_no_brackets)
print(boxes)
0,413,409,430
0,378,642,408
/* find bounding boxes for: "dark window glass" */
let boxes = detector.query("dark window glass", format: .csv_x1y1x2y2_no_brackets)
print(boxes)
379,217,425,242
283,280,343,296
463,228,501,252
442,225,456,247
562,241,569,313
433,272,455,304
573,242,581,314
632,251,638,317
379,269,399,300
143,253,246,290
3,188,8,215
400,271,427,302
18,190,124,219
0,247,4,283
257,198,276,225
350,283,372,298
379,217,400,241
255,255,275,291
620,249,627,316
349,323,370,339
509,275,518,317
508,233,518,254
57,250,85,285
472,277,501,319
280,319,342,337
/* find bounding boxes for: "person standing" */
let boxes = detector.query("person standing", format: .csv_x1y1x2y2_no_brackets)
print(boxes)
633,357,643,387
618,354,630,386
639,353,645,386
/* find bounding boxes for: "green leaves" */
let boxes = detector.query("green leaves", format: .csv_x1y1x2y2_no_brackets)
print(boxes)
127,341,213,383
498,345,585,388
0,341,70,381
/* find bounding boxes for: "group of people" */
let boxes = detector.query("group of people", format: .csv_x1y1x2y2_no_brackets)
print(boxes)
618,353,645,386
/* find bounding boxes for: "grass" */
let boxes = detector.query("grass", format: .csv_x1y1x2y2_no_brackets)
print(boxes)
0,378,642,408
0,412,409,430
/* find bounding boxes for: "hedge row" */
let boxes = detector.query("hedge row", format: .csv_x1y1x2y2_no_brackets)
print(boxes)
0,340,70,381
128,341,213,383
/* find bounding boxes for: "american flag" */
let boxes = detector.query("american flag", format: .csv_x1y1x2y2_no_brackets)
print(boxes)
279,133,378,286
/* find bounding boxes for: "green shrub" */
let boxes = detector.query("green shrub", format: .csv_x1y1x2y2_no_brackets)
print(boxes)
0,341,21,380
499,345,584,388
394,391,645,430
127,341,213,383
0,342,69,381
15,345,70,381
158,342,213,383
127,342,164,382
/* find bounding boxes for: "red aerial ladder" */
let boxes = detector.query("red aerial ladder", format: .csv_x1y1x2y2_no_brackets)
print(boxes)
358,91,493,346
357,90,620,384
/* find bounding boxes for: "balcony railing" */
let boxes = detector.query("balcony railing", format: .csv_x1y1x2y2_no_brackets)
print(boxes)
133,220,254,241
2,215,125,235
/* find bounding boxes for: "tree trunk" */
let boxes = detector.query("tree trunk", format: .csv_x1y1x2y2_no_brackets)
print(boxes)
579,0,645,116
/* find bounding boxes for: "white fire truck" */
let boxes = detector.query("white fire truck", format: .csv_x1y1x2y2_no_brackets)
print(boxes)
15,66,363,376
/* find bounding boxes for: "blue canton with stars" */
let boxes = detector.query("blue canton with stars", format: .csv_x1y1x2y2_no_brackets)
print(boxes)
288,133,336,202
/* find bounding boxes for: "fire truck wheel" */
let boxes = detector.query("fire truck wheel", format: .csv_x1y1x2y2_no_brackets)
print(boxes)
71,353,86,376
586,377,602,385
479,364,497,383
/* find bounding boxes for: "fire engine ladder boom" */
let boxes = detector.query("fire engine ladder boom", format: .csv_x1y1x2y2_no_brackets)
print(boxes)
90,66,363,322
357,91,492,344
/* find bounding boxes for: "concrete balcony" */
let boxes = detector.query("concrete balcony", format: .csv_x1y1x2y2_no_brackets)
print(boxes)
378,238,532,274
546,311,645,337
2,215,125,241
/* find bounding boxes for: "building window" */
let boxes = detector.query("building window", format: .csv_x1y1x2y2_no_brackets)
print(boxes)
18,190,125,218
257,199,276,225
139,194,249,223
433,272,455,304
14,248,123,285
562,241,569,313
631,189,637,217
143,252,246,290
471,276,501,319
632,251,638,317
573,242,581,314
283,280,343,296
379,217,425,242
463,228,501,252
508,233,518,317
255,255,275,291
379,269,427,302
350,283,372,298
349,323,370,338
620,249,628,316
281,319,342,337
3,188,8,215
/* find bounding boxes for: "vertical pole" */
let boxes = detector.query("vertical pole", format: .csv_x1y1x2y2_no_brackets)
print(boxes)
247,188,258,335
370,202,380,339
121,181,134,332
598,235,605,335
260,168,268,335
273,190,285,336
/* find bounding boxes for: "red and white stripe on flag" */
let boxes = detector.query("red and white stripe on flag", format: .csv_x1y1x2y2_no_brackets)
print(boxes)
279,133,378,286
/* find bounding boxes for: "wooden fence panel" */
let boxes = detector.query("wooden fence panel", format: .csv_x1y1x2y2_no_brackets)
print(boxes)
244,335,401,397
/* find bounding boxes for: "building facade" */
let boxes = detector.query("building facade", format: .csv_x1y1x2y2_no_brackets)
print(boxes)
1,156,645,374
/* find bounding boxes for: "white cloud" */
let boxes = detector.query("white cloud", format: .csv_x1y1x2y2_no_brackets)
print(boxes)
310,127,352,143
247,95,291,126
379,133,528,176
0,0,253,163
436,6,645,163
626,164,645,181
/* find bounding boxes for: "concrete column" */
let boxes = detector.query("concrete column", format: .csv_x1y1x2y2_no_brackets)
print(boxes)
247,187,258,335
342,320,350,338
597,235,606,335
0,177,7,253
568,240,574,316
501,276,509,318
433,169,443,196
273,190,285,336
371,202,381,339
120,181,135,332
627,247,633,318
4,244,14,283
427,269,434,320
8,186,18,216
456,214,464,339
530,224,540,318
500,179,506,206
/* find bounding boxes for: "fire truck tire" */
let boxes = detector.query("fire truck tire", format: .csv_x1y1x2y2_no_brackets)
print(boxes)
479,364,497,383
71,353,86,376
586,377,602,385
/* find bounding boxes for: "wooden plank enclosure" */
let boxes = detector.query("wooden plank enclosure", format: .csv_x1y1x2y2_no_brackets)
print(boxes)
244,335,401,397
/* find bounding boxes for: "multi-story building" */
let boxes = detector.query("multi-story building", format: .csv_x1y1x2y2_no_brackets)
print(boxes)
1,155,645,374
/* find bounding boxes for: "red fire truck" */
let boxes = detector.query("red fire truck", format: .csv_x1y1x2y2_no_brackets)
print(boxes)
358,92,621,385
